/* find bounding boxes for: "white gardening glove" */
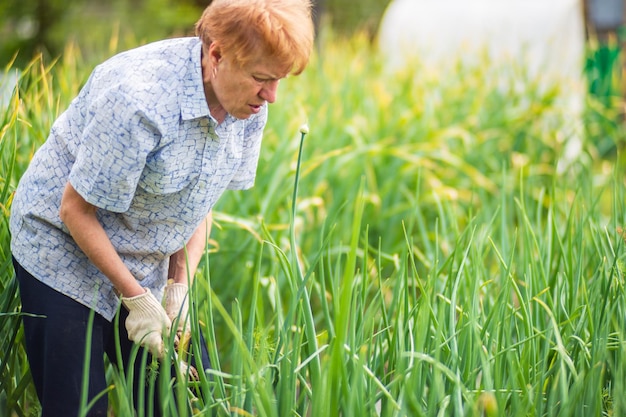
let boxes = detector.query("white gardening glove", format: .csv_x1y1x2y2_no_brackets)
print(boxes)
164,283,202,381
121,288,172,357
164,282,191,334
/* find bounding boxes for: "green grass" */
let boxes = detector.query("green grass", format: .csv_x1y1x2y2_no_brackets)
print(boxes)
1,30,626,416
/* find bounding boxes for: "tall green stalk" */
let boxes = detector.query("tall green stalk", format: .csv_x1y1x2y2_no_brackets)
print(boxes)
286,124,321,396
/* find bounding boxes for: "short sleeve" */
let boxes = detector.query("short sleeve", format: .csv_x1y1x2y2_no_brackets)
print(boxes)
228,105,267,190
69,89,159,212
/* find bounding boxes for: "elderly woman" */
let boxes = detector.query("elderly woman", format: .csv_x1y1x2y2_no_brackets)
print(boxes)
9,0,314,415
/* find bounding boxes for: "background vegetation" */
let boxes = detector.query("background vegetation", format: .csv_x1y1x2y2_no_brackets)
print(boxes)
0,0,392,67
2,1,626,416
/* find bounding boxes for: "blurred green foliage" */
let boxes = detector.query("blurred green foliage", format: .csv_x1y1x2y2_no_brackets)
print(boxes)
1,0,204,67
0,0,392,68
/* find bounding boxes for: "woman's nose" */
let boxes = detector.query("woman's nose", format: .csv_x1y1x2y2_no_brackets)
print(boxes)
259,80,279,104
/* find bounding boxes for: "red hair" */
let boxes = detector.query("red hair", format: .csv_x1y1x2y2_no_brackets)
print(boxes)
196,0,314,75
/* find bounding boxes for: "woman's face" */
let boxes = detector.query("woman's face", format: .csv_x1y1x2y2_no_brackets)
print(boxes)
203,43,288,121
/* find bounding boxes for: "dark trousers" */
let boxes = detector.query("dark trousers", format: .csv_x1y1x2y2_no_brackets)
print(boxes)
13,259,210,417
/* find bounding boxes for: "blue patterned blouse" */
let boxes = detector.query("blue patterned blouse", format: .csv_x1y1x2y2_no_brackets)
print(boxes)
10,37,267,321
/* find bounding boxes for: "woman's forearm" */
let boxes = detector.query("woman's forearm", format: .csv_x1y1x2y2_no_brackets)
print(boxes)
168,211,212,285
59,182,144,298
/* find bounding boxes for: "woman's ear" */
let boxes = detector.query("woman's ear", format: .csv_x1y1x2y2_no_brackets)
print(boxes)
208,41,222,67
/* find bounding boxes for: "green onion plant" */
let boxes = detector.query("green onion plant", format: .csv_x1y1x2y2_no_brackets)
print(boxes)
1,30,626,416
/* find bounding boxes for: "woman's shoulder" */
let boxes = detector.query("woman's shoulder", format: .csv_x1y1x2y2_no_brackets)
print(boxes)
80,38,202,123
90,38,199,93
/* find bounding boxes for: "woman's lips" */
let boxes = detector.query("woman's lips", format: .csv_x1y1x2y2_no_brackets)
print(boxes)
249,103,264,114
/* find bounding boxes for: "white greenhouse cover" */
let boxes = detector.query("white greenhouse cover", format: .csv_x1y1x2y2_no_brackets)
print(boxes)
378,0,585,98
378,0,586,166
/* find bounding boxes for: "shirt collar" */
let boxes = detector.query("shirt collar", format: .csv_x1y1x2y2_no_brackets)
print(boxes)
180,39,211,121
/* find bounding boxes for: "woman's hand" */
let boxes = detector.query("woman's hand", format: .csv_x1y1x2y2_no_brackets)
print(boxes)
121,289,172,356
164,282,190,334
